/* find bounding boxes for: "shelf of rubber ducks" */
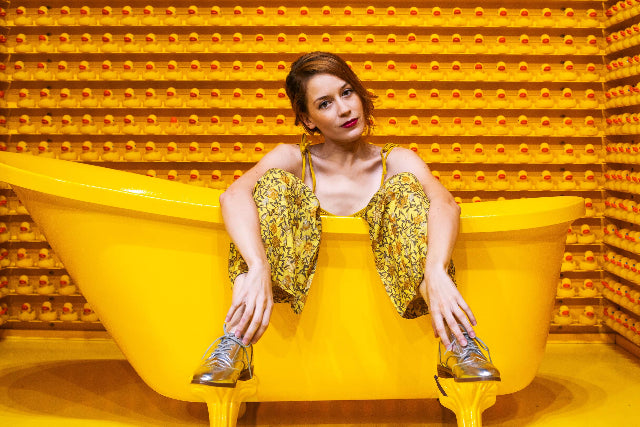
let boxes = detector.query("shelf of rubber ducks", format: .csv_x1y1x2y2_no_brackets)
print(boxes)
0,0,632,340
600,1,640,356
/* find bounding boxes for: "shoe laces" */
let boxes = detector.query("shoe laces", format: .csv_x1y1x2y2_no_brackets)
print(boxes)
201,331,253,377
456,333,492,363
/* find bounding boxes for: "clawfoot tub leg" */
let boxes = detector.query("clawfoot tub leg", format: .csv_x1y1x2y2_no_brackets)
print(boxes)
191,379,258,427
434,377,498,427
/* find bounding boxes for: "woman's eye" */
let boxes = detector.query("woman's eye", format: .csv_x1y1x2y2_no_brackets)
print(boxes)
343,88,353,96
318,100,329,109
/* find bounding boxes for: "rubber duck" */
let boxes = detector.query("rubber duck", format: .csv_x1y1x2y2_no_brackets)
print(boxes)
583,63,600,82
515,8,532,27
514,170,532,191
164,87,184,108
579,144,598,164
553,305,573,325
488,144,507,163
580,251,598,270
208,115,225,135
233,170,244,183
490,89,509,110
577,224,596,244
493,35,509,55
228,115,248,135
488,116,507,136
469,117,488,137
164,6,180,26
448,170,465,191
447,61,465,81
99,5,117,26
101,115,119,135
164,33,183,54
567,226,578,243
16,88,34,108
184,142,203,162
583,9,601,28
512,115,532,136
492,170,511,191
557,144,576,164
57,5,75,26
537,64,553,82
79,88,98,109
579,170,598,191
274,33,289,54
76,5,94,25
467,34,487,55
37,247,57,269
100,33,118,54
164,142,182,162
186,170,204,187
35,34,54,54
426,116,444,137
13,33,33,54
579,279,598,298
183,5,203,26
534,142,554,163
55,60,73,81
534,117,553,138
205,142,225,163
122,141,141,162
142,88,162,109
558,117,576,137
143,115,162,135
382,117,400,136
185,114,203,135
185,32,204,53
469,89,487,109
59,141,77,161
185,88,204,109
79,114,97,135
81,303,99,322
120,61,138,81
101,141,120,162
581,91,600,111
448,117,466,136
33,62,52,81
18,221,36,241
141,61,160,80
19,303,36,321
122,115,140,135
558,88,577,109
424,88,443,109
60,115,78,135
0,222,7,242
383,60,400,80
448,143,466,163
560,8,578,28
57,88,75,108
59,303,78,322
425,143,443,163
100,60,117,81
446,33,467,54
576,306,597,326
557,278,576,298
515,34,533,55
55,32,75,54
561,252,578,272
140,5,158,26
469,63,488,82
122,88,140,109
558,171,577,191
537,8,554,27
470,171,488,191
121,33,140,53
139,141,161,162
515,62,532,82
534,88,554,109
559,61,577,81
404,116,422,137
319,33,335,53
513,89,532,109
581,35,600,55
16,248,34,267
186,60,204,81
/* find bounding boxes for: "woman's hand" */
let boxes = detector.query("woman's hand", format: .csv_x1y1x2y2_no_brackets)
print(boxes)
225,265,274,345
419,266,477,348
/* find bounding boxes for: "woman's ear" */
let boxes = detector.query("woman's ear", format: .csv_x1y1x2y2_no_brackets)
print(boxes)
301,114,316,132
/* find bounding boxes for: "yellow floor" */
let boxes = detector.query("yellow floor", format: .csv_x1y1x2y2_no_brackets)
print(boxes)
0,336,638,426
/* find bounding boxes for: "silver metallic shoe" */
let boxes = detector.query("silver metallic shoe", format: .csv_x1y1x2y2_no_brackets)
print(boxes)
191,330,254,388
437,326,501,382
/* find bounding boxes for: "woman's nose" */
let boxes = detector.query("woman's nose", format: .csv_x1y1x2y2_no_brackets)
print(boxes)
336,99,351,116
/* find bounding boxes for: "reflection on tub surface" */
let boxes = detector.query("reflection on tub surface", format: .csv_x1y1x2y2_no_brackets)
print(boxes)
0,152,584,405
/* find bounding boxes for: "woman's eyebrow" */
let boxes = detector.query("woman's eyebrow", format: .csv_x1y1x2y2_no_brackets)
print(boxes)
313,83,349,104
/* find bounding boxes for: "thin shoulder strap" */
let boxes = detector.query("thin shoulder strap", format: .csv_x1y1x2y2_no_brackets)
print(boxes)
380,142,399,185
300,134,317,192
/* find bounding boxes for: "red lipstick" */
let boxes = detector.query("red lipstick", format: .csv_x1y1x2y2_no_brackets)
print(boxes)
341,118,358,128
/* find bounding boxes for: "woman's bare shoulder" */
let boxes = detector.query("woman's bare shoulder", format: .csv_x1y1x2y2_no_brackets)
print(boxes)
255,143,303,175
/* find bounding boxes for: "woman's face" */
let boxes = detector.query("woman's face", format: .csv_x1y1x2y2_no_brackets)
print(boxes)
302,73,365,143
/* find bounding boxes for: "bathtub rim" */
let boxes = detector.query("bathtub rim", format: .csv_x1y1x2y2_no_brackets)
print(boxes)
0,151,585,234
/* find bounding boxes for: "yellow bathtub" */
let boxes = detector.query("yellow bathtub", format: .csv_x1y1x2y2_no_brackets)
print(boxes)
0,152,584,425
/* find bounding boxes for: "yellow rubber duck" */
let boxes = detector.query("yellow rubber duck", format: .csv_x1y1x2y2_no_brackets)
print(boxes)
581,90,600,110
186,5,204,26
144,114,162,135
513,89,532,109
122,115,140,135
79,114,97,135
100,60,117,80
426,89,443,109
164,6,180,26
561,252,577,272
566,226,578,244
187,142,205,162
405,116,422,136
33,61,52,80
425,143,443,163
100,33,118,54
186,114,204,135
580,170,598,190
141,5,158,26
209,116,225,135
425,116,444,136
538,63,554,82
122,88,140,108
559,8,577,28
536,170,553,191
164,87,182,108
362,6,378,26
143,141,162,162
515,34,533,55
515,8,532,27
361,34,377,54
557,278,576,298
469,34,488,54
447,142,465,163
123,141,141,161
209,170,227,190
535,142,554,163
143,88,162,108
80,141,99,162
448,117,466,136
581,144,599,163
165,142,183,162
296,6,313,26
558,171,577,191
101,114,119,135
446,33,466,55
492,170,511,191
121,60,138,81
208,142,226,162
468,117,488,137
57,32,75,53
558,88,577,109
57,6,75,26
252,115,270,135
252,142,266,162
81,303,99,322
468,89,487,109
493,7,509,26
492,35,509,55
559,60,577,81
448,170,465,190
274,33,289,54
577,224,596,244
512,116,532,136
537,33,555,55
491,144,509,163
491,89,510,109
579,251,598,271
558,117,576,137
229,114,248,135
79,88,98,108
449,7,465,27
59,141,77,161
122,33,139,53
448,61,465,81
470,171,488,191
469,143,487,163
514,170,532,191
187,60,205,81
490,116,509,136
578,306,597,326
60,115,78,135
383,117,400,136
583,9,600,28
55,60,73,80
534,88,554,109
535,117,554,137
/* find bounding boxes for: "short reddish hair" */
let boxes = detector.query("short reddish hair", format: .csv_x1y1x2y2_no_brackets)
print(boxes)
285,51,376,135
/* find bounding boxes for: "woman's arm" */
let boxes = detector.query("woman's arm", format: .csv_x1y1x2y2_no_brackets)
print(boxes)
386,147,476,348
219,143,301,345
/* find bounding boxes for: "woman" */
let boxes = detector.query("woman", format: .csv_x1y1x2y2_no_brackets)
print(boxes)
192,52,499,387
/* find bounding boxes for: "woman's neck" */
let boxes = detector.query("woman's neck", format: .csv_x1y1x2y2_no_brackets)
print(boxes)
312,136,374,166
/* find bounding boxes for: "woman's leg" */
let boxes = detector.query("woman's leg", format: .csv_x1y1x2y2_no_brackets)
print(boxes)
193,169,322,387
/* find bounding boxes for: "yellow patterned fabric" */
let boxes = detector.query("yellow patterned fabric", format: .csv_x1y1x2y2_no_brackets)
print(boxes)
228,167,457,319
